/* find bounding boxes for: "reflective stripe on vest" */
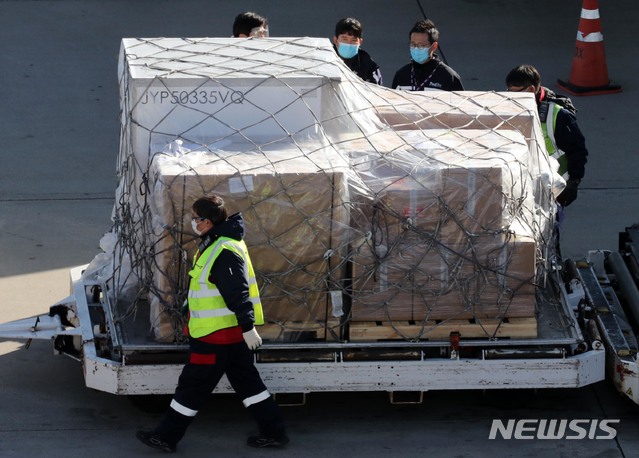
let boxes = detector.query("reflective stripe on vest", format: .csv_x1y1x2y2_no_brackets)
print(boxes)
541,102,569,179
188,237,264,338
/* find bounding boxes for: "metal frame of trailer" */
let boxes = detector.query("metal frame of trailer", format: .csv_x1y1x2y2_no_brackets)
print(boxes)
1,264,607,399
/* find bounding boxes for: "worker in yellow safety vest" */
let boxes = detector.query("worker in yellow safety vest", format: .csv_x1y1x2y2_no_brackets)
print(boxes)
136,195,288,453
506,64,589,258
506,64,588,207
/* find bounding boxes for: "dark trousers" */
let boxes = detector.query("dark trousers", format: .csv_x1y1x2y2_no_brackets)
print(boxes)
155,339,285,444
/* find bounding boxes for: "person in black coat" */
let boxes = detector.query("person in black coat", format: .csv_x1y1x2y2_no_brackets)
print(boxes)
333,17,383,85
392,19,463,92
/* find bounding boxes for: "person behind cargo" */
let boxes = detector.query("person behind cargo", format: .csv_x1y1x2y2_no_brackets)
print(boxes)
233,11,269,37
332,17,383,85
505,64,588,208
392,19,464,92
136,195,288,452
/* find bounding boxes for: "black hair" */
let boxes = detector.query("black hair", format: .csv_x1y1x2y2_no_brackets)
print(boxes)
233,11,267,37
409,19,439,43
192,195,228,225
335,17,363,38
505,64,541,90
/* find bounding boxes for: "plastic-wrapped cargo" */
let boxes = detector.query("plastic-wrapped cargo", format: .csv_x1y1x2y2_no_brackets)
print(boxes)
346,128,538,328
148,142,355,341
84,37,562,343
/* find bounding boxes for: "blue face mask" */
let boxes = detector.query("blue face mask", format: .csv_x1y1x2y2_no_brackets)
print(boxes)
337,42,359,59
410,46,431,64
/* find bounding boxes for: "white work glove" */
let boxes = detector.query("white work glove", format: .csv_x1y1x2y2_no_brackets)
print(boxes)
242,327,262,350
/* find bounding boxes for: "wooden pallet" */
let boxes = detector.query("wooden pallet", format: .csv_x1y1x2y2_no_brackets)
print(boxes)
260,319,344,342
348,317,537,341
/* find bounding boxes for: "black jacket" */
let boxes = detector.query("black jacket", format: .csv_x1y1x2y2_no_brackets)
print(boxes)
392,57,464,92
198,212,256,332
337,47,383,85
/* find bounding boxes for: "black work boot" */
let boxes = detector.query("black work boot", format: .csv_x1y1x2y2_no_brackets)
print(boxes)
245,396,288,448
136,430,177,453
247,434,290,448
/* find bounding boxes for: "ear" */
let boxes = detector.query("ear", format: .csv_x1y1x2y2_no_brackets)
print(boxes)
431,42,439,53
333,36,339,46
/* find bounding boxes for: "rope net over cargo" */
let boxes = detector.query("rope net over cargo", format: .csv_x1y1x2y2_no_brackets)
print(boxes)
84,37,564,344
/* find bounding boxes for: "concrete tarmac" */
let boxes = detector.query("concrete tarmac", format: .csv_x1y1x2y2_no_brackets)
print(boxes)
1,1,638,457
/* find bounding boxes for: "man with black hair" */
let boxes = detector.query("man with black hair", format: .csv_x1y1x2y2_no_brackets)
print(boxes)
136,195,288,453
392,19,463,92
233,11,269,37
506,64,588,208
333,17,383,85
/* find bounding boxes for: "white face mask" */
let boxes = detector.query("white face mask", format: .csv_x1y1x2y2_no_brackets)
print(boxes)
191,219,203,235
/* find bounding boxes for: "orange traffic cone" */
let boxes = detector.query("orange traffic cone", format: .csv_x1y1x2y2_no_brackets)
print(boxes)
557,0,621,96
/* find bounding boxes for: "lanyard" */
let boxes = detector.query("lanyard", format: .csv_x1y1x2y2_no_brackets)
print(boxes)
410,62,440,91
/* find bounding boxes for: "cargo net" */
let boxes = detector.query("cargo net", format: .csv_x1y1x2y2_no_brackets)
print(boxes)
84,37,564,344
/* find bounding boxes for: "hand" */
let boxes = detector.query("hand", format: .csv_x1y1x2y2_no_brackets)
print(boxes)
557,179,579,207
243,327,262,350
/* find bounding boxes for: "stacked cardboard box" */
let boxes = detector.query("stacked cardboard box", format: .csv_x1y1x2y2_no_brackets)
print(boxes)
148,145,352,341
350,230,537,322
348,129,537,329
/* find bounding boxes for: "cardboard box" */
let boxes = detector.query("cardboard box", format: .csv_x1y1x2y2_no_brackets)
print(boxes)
148,145,352,341
350,239,417,321
350,167,511,254
350,232,537,323
345,129,531,245
371,89,539,141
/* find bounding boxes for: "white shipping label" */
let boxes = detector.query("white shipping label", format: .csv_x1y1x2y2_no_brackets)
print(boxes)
330,290,344,317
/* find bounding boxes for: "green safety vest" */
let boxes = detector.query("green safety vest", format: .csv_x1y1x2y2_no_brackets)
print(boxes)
540,101,569,179
187,237,264,338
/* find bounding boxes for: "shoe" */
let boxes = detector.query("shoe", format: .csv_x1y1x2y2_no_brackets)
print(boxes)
136,430,177,453
247,434,290,448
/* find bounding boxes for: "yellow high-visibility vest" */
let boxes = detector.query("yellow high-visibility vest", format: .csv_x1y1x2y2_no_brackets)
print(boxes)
541,102,569,179
187,237,264,338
